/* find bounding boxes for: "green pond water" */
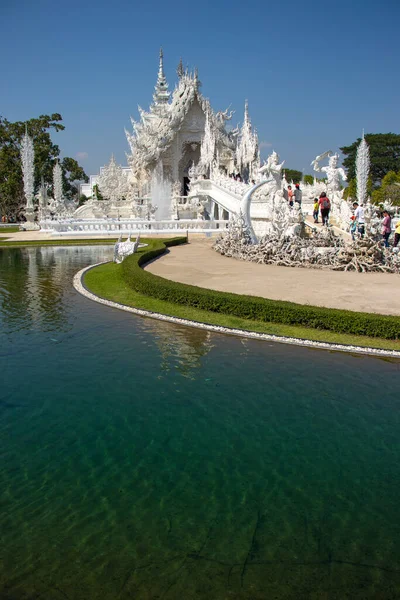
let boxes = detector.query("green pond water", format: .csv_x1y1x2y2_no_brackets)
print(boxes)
0,245,400,599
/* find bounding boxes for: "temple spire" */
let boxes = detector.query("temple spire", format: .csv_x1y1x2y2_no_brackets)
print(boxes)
244,99,249,125
153,47,170,107
177,57,184,79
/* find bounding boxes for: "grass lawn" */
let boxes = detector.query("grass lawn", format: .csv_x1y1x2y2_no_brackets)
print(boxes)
0,226,20,233
84,260,400,352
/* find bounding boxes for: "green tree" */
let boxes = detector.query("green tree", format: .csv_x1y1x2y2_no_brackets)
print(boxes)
92,184,104,201
343,178,357,200
284,169,302,183
61,157,89,200
340,133,400,186
371,170,400,206
79,194,88,206
303,174,314,185
0,114,88,218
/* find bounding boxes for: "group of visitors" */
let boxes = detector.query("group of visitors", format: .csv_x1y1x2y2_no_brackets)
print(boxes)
229,172,244,182
378,210,400,248
350,202,365,239
313,193,331,226
349,203,400,248
284,183,302,207
312,193,331,225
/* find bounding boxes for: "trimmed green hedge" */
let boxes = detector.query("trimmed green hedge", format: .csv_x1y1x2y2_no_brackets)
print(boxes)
122,238,400,340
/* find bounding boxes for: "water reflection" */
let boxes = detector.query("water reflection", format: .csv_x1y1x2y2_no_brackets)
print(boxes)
143,319,215,378
0,245,113,334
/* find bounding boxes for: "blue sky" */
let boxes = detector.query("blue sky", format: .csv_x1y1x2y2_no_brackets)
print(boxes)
2,0,399,177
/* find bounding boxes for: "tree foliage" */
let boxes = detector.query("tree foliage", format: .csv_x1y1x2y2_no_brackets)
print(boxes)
0,114,88,218
303,174,314,185
283,169,302,183
340,133,400,186
92,184,104,201
371,170,400,206
343,178,357,200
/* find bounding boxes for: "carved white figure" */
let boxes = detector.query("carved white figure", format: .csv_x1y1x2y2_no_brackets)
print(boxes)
311,151,347,196
114,233,141,264
311,151,348,227
259,151,285,196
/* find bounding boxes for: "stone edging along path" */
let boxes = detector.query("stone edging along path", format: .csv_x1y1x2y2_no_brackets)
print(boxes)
73,262,400,359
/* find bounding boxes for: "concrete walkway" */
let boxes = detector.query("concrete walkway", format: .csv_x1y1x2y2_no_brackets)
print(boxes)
145,238,400,316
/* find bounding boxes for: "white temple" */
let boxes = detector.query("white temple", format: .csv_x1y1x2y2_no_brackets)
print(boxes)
42,50,369,240
78,49,260,220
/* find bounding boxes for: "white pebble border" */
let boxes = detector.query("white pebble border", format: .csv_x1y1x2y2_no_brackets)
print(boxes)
73,262,400,359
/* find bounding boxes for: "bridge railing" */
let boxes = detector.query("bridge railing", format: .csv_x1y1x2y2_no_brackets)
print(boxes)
39,218,230,236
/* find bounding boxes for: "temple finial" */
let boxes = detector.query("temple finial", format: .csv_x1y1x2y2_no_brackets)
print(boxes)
177,57,184,79
153,47,170,107
158,47,164,77
193,66,201,90
244,99,249,122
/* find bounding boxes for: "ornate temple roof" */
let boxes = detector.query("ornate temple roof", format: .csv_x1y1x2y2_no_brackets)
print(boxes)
125,53,238,175
125,51,258,178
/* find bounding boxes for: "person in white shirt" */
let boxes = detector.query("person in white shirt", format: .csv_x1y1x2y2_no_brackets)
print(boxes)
352,202,365,238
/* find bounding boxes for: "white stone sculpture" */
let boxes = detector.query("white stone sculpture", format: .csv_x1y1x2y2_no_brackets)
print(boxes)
259,150,285,206
259,151,285,197
311,151,347,196
114,233,141,264
98,155,129,204
53,161,63,213
311,151,348,228
20,128,38,228
356,132,370,206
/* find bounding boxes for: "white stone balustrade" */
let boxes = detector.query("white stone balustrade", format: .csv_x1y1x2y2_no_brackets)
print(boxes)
39,218,229,236
210,174,250,197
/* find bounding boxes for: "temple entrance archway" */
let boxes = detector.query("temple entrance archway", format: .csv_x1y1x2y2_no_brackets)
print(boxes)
179,142,201,196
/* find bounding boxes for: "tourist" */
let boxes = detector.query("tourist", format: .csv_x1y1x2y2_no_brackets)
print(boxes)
381,210,392,248
349,215,357,240
394,220,400,248
353,202,365,238
318,192,331,226
287,185,293,206
294,183,302,205
313,198,319,223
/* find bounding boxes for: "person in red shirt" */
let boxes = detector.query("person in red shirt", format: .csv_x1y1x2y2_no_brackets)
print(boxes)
381,210,391,247
318,192,331,226
287,185,294,207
